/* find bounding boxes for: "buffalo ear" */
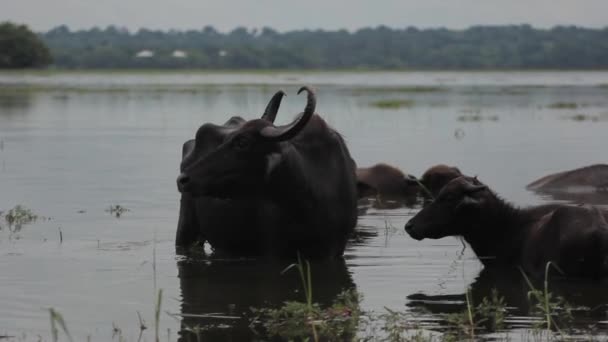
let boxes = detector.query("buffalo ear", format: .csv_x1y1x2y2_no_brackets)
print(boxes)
456,195,482,210
265,152,282,179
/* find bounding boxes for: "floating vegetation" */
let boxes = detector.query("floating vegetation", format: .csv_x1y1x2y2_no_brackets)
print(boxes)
105,204,130,218
370,99,415,109
353,86,444,94
547,102,578,109
564,114,600,122
251,289,361,341
0,205,38,232
442,288,506,340
457,114,499,122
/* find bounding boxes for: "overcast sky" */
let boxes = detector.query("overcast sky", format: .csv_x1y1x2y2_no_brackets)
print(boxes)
2,0,607,32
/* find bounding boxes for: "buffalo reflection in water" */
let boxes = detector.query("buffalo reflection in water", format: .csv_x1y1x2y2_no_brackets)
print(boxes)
175,251,355,341
406,266,608,331
533,190,608,206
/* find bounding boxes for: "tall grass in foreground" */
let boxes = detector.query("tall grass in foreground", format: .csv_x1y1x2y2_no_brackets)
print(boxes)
251,255,361,341
37,254,601,341
520,262,573,337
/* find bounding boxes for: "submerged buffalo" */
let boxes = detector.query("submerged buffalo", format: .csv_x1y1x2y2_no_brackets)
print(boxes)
419,164,463,198
527,164,608,192
356,163,463,200
176,87,358,258
405,176,608,279
356,163,419,199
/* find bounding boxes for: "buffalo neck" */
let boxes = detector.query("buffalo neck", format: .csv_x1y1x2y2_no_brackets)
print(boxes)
267,144,318,211
460,195,529,265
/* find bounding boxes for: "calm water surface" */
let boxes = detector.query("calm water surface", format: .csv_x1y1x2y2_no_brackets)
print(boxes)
1,71,608,341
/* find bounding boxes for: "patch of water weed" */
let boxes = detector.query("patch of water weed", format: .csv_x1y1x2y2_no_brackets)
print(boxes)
49,308,74,342
520,263,574,337
251,289,361,341
0,205,38,232
106,204,130,218
457,114,499,122
442,288,506,341
563,113,600,122
547,102,579,109
370,307,439,342
251,255,361,341
353,86,443,95
370,99,415,109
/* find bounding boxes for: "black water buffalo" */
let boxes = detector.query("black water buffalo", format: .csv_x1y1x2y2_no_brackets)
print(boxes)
404,176,608,278
175,91,286,249
419,164,463,198
176,87,358,258
527,164,608,192
527,164,608,205
356,163,419,199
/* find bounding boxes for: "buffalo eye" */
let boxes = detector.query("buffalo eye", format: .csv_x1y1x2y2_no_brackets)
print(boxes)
232,136,251,150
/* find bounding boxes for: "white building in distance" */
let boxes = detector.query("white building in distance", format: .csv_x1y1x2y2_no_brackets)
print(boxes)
135,50,154,58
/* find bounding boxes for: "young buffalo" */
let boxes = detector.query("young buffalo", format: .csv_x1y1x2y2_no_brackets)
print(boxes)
404,176,608,279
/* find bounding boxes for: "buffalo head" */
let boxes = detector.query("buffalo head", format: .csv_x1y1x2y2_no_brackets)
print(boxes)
177,87,316,199
419,164,463,198
404,176,488,240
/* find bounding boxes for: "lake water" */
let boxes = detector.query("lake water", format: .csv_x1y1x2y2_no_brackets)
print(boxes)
1,71,607,341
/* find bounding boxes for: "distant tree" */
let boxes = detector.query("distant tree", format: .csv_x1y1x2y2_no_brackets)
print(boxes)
38,24,608,70
0,22,52,68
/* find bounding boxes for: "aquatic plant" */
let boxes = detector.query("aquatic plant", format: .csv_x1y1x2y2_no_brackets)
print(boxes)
1,205,38,232
547,102,578,109
443,288,506,340
456,114,499,122
370,99,415,109
49,308,73,342
251,289,361,341
106,204,130,218
251,255,361,341
520,263,573,335
564,113,599,122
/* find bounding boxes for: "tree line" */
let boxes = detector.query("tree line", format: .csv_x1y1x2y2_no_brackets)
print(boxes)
0,22,51,68
2,22,608,69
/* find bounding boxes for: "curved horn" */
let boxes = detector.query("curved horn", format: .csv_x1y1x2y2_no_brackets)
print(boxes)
260,86,316,142
261,90,286,123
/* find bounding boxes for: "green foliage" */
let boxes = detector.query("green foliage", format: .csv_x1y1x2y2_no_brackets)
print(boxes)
370,99,415,109
377,308,434,342
251,289,361,341
49,308,74,342
547,102,579,109
106,204,130,218
457,114,499,122
444,288,506,340
520,264,573,334
38,25,608,69
1,205,38,232
0,22,52,68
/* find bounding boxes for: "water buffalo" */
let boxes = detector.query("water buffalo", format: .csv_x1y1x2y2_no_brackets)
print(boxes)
356,163,419,199
176,91,286,249
527,164,608,192
527,164,608,205
419,164,463,198
176,87,358,258
404,176,608,278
